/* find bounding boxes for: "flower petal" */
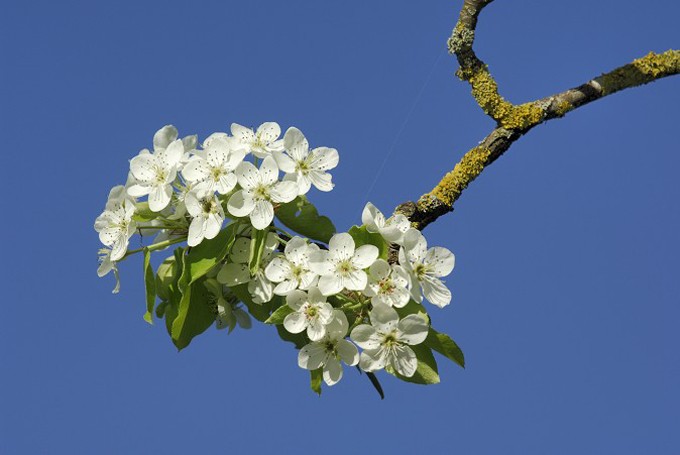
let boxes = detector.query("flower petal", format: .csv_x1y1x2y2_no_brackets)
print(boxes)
362,202,383,232
230,123,254,145
397,314,429,345
216,263,250,286
270,181,298,203
259,156,279,185
187,216,207,246
391,345,417,377
257,122,281,144
353,244,379,269
264,257,291,283
227,190,255,218
349,325,379,350
285,290,307,311
343,269,367,291
424,247,455,277
298,342,326,370
148,184,172,212
369,303,399,332
323,358,343,386
282,126,309,161
310,147,338,170
308,250,333,276
317,275,343,296
421,276,452,308
235,161,260,190
359,348,387,372
283,312,307,334
329,233,355,261
153,125,178,150
250,200,274,230
307,170,333,192
337,339,359,366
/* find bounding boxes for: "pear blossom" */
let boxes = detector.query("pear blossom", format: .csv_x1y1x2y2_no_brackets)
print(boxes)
362,202,411,244
363,259,411,308
95,199,137,261
205,279,252,333
298,310,359,386
231,122,284,158
350,304,429,377
264,236,320,295
97,247,121,294
216,233,279,303
185,189,225,247
104,184,136,211
127,126,185,212
275,127,339,194
216,237,251,286
399,229,455,308
308,233,379,296
283,288,334,341
181,136,246,195
227,156,298,230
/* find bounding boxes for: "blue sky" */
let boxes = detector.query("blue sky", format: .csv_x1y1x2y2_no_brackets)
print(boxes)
2,1,679,453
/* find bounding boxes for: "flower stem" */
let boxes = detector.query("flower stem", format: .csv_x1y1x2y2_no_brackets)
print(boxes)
124,236,186,259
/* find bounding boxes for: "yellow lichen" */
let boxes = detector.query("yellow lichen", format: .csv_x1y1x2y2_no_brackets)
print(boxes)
598,50,680,95
424,146,492,207
554,99,573,117
459,66,544,130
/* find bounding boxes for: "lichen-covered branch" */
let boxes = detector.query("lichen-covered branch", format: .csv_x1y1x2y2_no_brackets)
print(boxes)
395,1,679,231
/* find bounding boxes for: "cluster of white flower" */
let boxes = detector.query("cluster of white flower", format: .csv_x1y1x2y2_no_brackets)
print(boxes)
94,123,338,285
94,122,457,393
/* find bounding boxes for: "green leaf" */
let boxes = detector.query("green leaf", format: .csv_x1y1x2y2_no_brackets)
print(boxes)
275,195,336,244
142,248,156,325
265,304,294,324
161,248,185,338
171,278,216,351
155,256,176,301
184,223,237,285
348,225,389,260
132,201,160,222
248,228,269,276
365,371,385,399
394,299,429,320
310,368,323,396
386,343,440,385
425,328,465,368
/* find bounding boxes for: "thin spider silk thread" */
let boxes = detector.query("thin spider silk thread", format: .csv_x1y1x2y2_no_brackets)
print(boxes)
363,50,445,203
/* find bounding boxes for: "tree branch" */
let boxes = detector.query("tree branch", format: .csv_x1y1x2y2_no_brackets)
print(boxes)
395,1,680,231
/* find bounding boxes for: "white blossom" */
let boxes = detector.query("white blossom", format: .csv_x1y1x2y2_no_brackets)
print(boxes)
231,122,284,158
227,156,298,230
298,310,359,386
95,199,137,261
264,236,319,295
205,279,251,333
399,229,455,308
97,247,121,294
104,184,136,211
283,288,334,341
350,304,429,377
308,233,379,296
185,189,224,247
275,127,339,194
363,259,411,308
216,233,279,304
361,202,411,244
127,125,185,212
181,136,246,195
